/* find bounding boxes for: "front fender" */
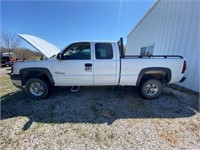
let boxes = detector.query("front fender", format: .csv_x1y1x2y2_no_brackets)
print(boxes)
19,67,55,86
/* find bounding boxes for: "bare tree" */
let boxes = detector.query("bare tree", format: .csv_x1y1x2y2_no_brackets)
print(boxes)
1,31,21,55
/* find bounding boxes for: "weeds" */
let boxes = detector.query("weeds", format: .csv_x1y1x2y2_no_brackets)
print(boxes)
95,132,101,141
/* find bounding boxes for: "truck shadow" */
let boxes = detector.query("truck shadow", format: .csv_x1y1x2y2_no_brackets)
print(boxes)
1,86,199,130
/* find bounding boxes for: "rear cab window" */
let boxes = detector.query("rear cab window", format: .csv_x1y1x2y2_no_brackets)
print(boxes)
95,43,113,59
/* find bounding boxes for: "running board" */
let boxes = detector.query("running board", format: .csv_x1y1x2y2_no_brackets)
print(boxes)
71,86,80,92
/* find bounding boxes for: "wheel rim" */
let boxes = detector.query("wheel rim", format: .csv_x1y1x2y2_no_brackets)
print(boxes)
145,83,158,96
29,82,45,96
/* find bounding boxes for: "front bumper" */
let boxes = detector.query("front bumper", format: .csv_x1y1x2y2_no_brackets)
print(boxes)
179,77,186,83
10,74,22,88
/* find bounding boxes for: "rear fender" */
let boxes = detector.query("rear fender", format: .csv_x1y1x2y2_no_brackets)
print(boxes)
136,67,171,86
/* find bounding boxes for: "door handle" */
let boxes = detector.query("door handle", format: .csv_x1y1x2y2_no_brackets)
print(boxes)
85,63,92,67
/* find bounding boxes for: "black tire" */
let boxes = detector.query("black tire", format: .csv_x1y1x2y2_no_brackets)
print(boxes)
140,79,163,99
25,78,49,100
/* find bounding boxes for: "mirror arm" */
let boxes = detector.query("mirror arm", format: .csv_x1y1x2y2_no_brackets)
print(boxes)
57,52,63,60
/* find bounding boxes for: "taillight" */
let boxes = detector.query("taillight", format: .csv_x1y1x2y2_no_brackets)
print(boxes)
182,60,186,73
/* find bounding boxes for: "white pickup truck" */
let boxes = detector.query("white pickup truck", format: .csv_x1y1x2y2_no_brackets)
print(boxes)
10,34,186,100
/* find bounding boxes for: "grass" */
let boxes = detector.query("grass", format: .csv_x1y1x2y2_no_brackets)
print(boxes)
95,132,101,141
0,75,19,98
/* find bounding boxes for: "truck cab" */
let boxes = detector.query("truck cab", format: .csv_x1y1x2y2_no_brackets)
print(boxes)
54,41,120,86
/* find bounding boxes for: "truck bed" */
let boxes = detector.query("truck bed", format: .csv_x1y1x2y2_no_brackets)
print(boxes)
119,57,185,86
123,55,183,59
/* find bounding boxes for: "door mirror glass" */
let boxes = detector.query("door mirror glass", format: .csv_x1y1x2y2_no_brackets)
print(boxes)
57,53,63,60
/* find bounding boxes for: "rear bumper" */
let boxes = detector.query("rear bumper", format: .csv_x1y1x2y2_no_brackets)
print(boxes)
10,74,22,88
179,77,186,83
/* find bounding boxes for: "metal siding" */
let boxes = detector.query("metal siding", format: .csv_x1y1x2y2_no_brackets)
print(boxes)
126,0,199,92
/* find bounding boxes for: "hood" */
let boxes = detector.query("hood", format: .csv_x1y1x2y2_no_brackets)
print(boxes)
18,34,61,58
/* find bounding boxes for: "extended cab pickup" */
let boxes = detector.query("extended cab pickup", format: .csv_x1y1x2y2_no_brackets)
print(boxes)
10,34,186,99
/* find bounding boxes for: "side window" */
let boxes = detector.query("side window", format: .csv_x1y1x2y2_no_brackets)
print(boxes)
140,45,154,56
63,43,91,60
95,43,113,59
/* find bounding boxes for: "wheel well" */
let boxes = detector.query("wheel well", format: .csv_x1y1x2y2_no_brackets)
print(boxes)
136,68,171,86
21,71,52,86
141,71,167,83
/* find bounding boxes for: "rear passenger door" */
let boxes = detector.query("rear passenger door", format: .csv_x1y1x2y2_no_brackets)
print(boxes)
93,43,117,85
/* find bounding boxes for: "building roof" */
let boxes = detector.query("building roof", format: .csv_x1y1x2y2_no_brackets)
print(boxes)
127,0,160,38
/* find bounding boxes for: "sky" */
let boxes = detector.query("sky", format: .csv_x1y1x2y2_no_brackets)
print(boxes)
1,0,155,50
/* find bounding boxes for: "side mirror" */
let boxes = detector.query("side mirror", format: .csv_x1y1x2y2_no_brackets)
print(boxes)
57,53,63,60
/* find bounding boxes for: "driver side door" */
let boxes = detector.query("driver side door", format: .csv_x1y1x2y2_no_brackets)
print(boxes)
52,42,93,86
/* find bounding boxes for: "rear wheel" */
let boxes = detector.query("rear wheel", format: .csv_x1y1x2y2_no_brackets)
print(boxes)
140,79,163,99
25,78,49,100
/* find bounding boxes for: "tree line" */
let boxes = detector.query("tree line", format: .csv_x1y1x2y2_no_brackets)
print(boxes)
1,31,41,60
0,47,41,60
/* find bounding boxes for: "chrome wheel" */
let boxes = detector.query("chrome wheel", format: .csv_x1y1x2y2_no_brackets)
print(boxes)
145,84,158,96
29,82,45,96
140,79,162,99
25,78,49,100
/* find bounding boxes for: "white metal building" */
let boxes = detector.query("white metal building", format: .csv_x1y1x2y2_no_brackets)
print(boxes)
126,0,199,92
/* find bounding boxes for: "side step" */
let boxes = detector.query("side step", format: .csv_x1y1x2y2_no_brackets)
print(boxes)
71,86,80,92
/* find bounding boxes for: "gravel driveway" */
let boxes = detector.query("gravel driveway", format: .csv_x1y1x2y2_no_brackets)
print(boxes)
0,67,199,150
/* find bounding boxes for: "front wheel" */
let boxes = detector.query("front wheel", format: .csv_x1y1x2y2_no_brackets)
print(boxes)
140,79,163,99
25,78,49,100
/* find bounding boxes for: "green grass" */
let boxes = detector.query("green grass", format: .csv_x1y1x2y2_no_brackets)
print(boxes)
95,132,101,141
0,76,19,97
